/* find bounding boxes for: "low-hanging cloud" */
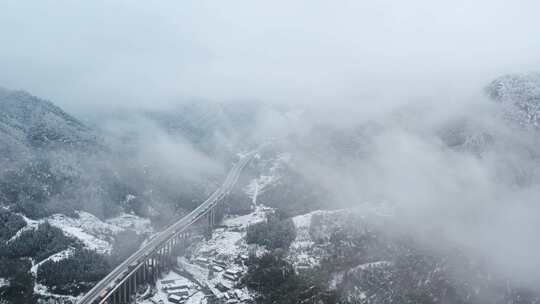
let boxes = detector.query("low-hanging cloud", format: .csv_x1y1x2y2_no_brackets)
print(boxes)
276,95,540,287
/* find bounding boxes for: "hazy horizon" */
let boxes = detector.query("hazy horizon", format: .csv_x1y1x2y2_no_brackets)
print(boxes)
1,1,539,113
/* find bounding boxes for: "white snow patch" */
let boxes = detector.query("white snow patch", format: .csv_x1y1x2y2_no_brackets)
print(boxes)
7,214,39,243
287,211,326,269
193,206,269,264
329,272,345,290
141,270,200,304
0,278,9,288
351,261,392,272
9,211,153,254
46,211,153,254
222,205,269,229
178,257,252,302
21,214,40,227
33,282,78,303
48,213,117,254
31,248,74,276
185,290,206,304
106,213,153,235
49,211,123,236
244,153,290,205
197,229,244,258
30,248,79,302
288,209,348,270
245,176,277,205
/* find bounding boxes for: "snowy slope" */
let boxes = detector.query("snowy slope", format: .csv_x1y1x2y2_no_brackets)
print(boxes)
9,211,152,254
19,211,154,302
288,211,322,269
244,152,290,205
30,248,77,302
486,73,540,128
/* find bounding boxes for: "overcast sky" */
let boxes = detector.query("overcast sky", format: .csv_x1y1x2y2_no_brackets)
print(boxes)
1,0,540,112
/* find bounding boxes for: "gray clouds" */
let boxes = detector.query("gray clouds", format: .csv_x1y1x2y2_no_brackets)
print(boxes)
1,0,540,112
280,96,540,286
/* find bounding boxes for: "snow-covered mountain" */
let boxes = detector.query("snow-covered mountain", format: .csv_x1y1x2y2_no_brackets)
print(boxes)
0,88,97,154
486,73,540,128
0,89,108,218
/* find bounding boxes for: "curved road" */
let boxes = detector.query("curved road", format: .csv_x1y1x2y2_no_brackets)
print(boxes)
78,152,256,304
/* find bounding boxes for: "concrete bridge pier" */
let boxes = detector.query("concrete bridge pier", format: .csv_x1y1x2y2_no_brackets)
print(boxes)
163,247,167,270
117,284,123,304
148,258,154,282
162,245,170,271
115,287,120,304
166,242,172,267
163,243,169,268
176,233,186,255
215,201,222,224
182,232,188,248
158,251,164,274
132,273,137,300
142,260,147,284
168,242,174,266
162,249,167,273
168,241,175,267
204,210,213,239
135,267,140,287
151,255,158,283
122,281,127,304
173,237,179,252
126,278,131,303
159,246,165,271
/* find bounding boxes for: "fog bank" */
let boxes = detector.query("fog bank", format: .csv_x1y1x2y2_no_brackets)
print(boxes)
1,1,539,112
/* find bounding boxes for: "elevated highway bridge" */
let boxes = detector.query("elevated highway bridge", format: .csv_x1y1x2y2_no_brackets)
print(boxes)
78,152,256,304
